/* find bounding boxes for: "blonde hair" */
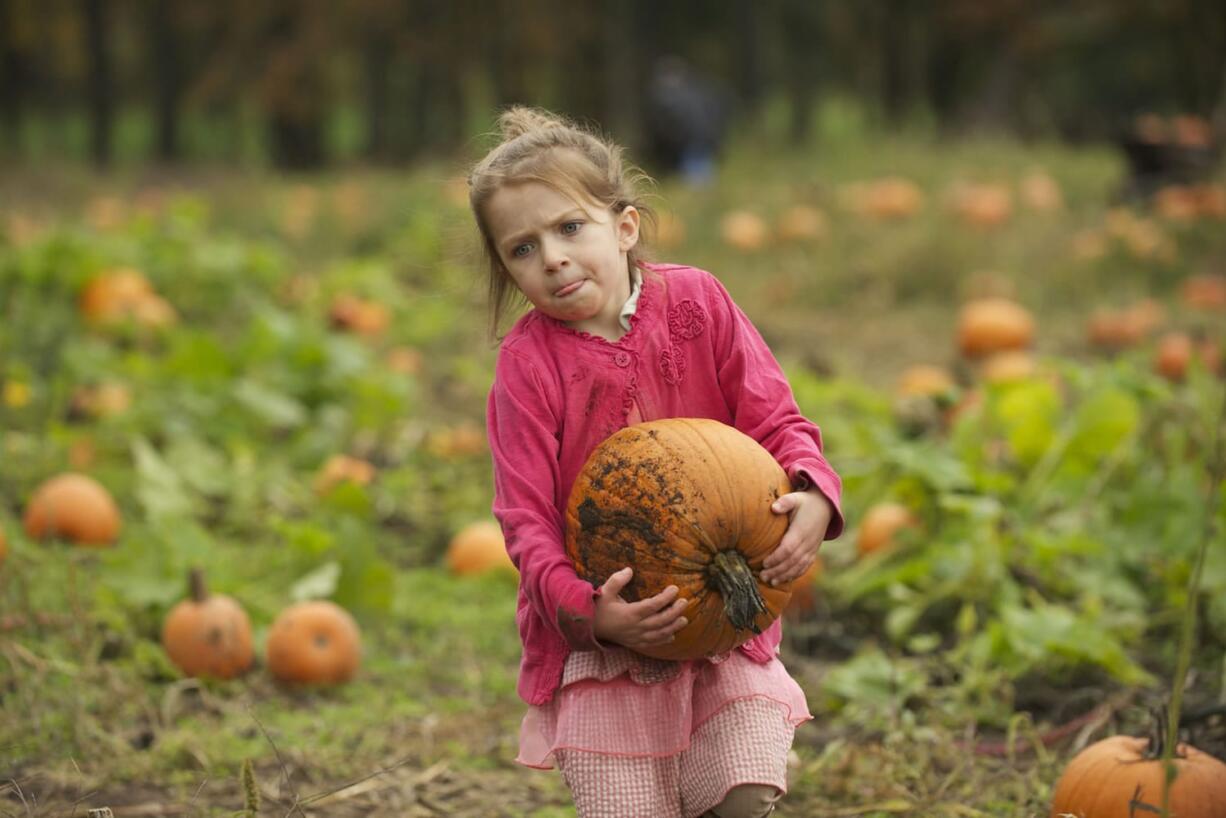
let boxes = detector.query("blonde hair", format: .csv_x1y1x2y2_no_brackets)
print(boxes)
468,106,655,339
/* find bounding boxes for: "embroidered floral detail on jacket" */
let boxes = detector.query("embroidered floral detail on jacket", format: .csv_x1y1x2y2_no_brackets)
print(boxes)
667,299,707,340
659,345,687,385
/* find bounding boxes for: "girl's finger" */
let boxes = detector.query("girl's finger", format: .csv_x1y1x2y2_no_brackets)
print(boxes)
640,598,688,629
763,540,800,572
635,585,680,613
601,566,634,597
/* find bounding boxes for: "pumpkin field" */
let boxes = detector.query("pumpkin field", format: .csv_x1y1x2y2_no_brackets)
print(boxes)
2,115,1226,816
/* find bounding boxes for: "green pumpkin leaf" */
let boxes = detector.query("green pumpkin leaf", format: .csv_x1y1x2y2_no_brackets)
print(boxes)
290,561,342,601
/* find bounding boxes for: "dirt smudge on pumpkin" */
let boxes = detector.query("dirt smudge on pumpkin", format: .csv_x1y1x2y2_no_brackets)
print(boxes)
575,495,667,602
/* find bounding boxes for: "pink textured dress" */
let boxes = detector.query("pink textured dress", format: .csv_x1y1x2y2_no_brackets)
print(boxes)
517,647,811,817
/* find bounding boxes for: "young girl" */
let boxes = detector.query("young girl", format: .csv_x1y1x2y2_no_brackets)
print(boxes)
472,107,844,818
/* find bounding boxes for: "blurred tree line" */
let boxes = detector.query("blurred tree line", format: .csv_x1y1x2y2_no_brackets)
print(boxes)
0,0,1224,169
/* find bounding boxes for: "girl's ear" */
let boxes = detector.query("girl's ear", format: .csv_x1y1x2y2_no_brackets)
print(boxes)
616,206,641,252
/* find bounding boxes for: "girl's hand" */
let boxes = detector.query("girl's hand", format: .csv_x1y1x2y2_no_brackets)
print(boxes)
592,567,690,650
760,488,834,587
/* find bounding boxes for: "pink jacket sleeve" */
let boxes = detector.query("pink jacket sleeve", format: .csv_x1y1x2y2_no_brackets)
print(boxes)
705,274,845,540
487,347,604,651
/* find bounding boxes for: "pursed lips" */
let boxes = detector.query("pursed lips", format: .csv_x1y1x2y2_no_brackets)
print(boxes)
553,280,586,297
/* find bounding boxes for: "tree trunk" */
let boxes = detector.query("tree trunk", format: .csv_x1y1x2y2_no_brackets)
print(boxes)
0,0,25,152
601,0,640,145
83,0,112,168
781,0,821,145
487,0,527,109
364,32,392,161
149,0,182,162
879,0,911,125
264,8,327,170
734,0,764,120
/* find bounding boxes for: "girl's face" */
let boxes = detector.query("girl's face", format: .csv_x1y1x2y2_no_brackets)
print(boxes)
484,181,640,339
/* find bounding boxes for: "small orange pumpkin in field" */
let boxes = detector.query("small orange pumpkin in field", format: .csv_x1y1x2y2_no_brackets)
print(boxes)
775,205,827,242
446,520,515,576
720,210,769,252
565,418,792,661
957,297,1035,358
784,556,824,619
1049,735,1226,818
266,600,361,686
328,294,390,337
313,454,376,495
896,364,957,399
161,568,254,679
1154,332,1222,382
856,502,918,556
23,473,121,546
0,528,7,566
79,268,177,328
1180,273,1226,311
979,350,1038,384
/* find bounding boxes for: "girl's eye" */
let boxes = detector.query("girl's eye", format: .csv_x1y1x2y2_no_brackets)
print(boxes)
561,221,582,235
513,243,533,258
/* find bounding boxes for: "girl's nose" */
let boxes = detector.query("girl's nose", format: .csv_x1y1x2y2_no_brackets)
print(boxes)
541,238,569,271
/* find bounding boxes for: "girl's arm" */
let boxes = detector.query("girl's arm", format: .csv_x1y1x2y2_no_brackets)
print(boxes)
488,349,605,650
705,273,845,539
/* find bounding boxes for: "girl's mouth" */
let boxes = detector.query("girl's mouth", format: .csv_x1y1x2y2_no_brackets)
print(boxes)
554,280,585,297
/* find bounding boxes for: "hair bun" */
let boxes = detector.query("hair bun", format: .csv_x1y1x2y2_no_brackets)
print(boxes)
498,106,568,140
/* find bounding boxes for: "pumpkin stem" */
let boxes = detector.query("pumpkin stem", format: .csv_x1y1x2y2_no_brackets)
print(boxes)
189,567,208,603
1146,706,1169,760
707,550,768,633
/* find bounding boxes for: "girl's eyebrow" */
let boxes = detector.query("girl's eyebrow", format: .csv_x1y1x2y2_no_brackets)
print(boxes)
500,208,587,249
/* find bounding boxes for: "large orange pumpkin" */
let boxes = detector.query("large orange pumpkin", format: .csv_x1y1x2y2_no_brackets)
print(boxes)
23,473,121,546
564,418,793,661
1049,735,1226,818
265,600,361,685
161,568,254,679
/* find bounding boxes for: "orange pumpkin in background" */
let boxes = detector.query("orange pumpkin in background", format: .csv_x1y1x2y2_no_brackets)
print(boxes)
957,297,1035,358
79,268,177,328
979,351,1038,384
856,502,919,556
896,364,957,399
1049,735,1226,818
446,520,515,576
775,205,827,242
313,454,376,495
720,210,769,252
161,568,254,680
783,556,824,619
565,418,792,661
266,600,362,686
1180,273,1226,311
23,473,121,546
328,294,390,336
1153,332,1222,382
950,182,1013,228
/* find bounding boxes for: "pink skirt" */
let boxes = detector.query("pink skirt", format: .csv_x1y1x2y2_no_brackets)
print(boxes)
517,647,810,816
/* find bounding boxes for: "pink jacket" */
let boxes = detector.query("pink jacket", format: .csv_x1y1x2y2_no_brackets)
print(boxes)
487,263,844,705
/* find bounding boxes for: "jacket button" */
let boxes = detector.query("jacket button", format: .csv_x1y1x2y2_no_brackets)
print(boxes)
613,351,631,367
